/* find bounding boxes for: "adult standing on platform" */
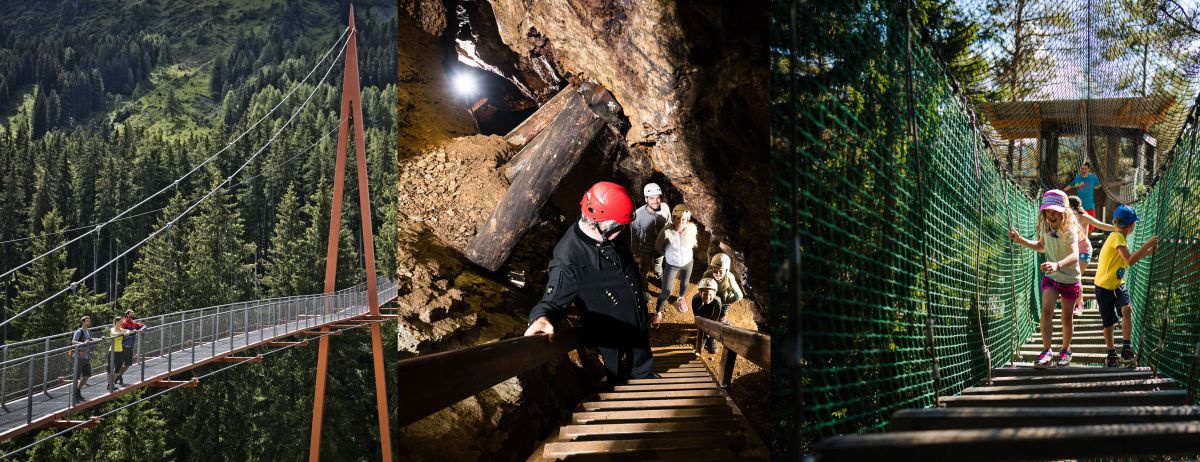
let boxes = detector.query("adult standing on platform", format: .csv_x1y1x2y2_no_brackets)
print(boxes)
630,183,670,282
1065,163,1102,233
524,182,655,381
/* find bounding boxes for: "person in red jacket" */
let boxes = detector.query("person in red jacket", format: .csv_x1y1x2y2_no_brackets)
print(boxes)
117,309,147,386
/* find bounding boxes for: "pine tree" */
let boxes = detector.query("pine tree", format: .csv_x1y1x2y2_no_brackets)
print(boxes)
184,175,257,309
121,191,189,318
12,209,74,339
263,185,319,297
303,179,362,291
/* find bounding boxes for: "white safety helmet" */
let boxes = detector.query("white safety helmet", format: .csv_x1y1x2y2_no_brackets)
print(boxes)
709,253,731,270
698,277,718,292
643,183,663,198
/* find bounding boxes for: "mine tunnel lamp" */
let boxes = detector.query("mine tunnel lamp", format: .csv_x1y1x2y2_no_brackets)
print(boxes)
453,72,478,97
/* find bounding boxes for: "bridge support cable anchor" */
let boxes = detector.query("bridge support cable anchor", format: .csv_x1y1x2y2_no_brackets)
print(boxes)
149,378,200,388
217,355,263,364
308,6,393,462
49,417,100,430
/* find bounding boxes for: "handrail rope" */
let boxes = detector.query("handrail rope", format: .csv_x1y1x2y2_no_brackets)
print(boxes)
903,1,939,404
1151,107,1198,376
0,26,350,281
0,320,374,459
0,37,351,330
0,120,345,247
969,106,993,384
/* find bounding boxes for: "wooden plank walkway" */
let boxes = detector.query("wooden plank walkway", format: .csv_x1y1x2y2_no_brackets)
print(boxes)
529,346,768,461
0,290,397,442
815,303,1200,461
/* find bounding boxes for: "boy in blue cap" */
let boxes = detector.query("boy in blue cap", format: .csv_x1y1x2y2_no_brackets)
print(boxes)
1094,204,1158,367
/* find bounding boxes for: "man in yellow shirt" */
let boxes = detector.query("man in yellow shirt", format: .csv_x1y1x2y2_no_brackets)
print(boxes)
1094,205,1158,367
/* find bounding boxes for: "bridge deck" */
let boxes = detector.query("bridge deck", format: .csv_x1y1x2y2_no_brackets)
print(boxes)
0,283,396,442
530,346,768,461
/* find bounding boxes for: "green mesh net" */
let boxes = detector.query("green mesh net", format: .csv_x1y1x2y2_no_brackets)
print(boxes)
772,0,1200,458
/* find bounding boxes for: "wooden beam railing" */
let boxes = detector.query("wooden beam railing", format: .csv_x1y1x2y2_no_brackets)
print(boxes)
395,328,584,427
694,317,770,387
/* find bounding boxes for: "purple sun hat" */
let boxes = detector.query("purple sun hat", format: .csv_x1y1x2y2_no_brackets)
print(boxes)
1040,189,1067,213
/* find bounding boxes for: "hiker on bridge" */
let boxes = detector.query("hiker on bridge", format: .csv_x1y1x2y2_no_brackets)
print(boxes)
524,182,656,380
70,316,94,403
1009,189,1084,368
1095,205,1158,367
630,182,670,284
119,309,147,387
655,204,698,314
1064,163,1101,233
107,317,131,391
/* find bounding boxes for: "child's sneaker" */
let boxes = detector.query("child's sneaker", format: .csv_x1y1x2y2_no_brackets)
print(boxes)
1057,350,1072,367
1035,350,1053,369
1073,303,1083,317
1121,346,1137,366
1106,351,1120,367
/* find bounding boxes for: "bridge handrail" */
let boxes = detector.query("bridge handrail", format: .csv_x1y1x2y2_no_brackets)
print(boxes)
393,328,583,427
694,317,770,386
0,277,395,414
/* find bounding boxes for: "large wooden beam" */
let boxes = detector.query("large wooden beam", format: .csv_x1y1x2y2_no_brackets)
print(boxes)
464,83,618,271
504,83,577,147
694,317,770,371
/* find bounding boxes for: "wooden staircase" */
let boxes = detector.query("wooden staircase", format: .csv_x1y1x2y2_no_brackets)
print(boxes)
529,346,768,461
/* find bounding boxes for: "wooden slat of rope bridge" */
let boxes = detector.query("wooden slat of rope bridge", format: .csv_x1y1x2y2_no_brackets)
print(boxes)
0,280,397,441
530,346,767,461
815,311,1200,460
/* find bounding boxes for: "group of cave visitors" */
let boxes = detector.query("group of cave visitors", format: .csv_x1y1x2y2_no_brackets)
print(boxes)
1009,163,1158,369
69,310,148,403
523,181,743,380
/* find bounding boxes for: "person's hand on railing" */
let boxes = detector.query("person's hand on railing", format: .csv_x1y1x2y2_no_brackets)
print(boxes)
524,317,554,336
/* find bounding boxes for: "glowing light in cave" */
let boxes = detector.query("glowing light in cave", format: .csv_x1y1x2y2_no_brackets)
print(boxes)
453,72,478,97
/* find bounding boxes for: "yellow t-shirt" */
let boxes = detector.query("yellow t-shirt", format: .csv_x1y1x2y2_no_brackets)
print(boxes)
1095,231,1129,290
110,327,123,352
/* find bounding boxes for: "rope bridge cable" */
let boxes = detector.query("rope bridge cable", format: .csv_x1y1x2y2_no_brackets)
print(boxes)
0,25,350,281
0,36,351,330
778,0,1200,456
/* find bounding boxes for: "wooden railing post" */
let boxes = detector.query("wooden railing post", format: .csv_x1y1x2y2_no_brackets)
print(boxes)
719,348,738,387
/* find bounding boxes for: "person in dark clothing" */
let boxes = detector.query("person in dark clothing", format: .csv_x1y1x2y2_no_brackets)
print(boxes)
692,277,725,354
524,181,656,380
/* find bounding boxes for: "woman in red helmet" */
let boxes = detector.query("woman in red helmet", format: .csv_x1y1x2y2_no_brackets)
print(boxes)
524,182,656,380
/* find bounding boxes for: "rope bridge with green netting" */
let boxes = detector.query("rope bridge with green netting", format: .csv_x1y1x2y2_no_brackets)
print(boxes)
771,1,1200,457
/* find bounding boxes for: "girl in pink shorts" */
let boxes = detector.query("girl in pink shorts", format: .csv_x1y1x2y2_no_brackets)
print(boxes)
1009,190,1084,368
1067,196,1118,316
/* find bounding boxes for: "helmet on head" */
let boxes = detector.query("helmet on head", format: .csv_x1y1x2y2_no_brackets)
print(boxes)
580,182,634,225
698,278,718,292
643,183,663,198
709,253,731,270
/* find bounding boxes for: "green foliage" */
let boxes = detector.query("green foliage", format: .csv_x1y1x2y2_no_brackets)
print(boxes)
12,209,75,338
184,174,258,307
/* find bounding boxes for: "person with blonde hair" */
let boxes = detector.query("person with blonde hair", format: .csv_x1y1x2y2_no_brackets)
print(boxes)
655,204,698,315
702,253,743,312
1009,190,1084,368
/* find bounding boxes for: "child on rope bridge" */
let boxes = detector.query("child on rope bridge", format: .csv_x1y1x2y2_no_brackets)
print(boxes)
1094,205,1158,367
1068,196,1119,317
1009,190,1084,369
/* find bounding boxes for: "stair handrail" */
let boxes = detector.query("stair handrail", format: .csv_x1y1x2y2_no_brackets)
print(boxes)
694,317,770,387
393,328,583,427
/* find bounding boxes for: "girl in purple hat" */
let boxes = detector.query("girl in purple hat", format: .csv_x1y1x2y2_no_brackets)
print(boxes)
1009,189,1085,368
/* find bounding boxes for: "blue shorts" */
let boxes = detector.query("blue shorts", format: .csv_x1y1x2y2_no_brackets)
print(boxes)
1096,284,1130,328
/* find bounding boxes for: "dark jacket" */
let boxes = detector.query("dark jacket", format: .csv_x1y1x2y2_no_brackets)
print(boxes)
529,223,650,346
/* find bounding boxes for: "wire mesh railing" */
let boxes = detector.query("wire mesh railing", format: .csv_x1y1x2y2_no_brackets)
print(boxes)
0,277,395,429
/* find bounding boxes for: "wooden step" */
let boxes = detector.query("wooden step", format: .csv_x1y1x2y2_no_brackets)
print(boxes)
656,372,711,378
995,364,1150,375
889,406,1200,431
987,370,1154,386
1020,343,1121,354
558,421,739,440
546,446,756,461
612,382,720,392
595,389,725,400
572,408,732,424
961,378,1178,395
543,436,738,458
815,421,1200,462
580,398,727,411
939,390,1189,407
626,377,714,385
1018,351,1111,363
